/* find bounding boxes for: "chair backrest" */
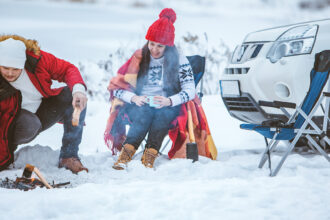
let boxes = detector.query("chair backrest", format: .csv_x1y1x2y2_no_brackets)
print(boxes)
186,55,206,87
294,50,330,129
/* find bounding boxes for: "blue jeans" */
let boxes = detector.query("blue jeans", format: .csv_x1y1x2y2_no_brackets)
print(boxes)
13,87,86,159
124,104,180,151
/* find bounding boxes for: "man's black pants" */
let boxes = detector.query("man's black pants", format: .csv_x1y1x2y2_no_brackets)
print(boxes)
12,87,86,159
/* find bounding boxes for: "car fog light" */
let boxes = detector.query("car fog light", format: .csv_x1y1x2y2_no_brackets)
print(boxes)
274,83,290,99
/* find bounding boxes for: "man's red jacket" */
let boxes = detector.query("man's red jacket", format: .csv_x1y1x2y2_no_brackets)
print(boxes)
0,35,86,171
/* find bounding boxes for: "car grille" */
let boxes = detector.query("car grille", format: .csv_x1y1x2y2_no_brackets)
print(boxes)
231,43,264,64
224,67,250,74
222,96,258,112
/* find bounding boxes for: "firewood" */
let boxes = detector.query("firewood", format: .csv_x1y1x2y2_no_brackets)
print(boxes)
72,101,81,126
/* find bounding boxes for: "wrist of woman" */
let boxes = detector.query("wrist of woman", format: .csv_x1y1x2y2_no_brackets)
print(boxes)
168,98,172,106
131,95,138,104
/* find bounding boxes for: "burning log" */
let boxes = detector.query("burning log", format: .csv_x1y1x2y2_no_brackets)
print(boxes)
23,164,53,189
0,164,70,191
0,177,40,191
0,177,70,191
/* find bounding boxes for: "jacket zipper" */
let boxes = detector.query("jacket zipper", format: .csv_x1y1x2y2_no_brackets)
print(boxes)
30,55,48,97
34,74,48,97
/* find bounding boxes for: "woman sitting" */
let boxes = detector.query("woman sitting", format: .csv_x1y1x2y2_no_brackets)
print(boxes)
108,8,196,169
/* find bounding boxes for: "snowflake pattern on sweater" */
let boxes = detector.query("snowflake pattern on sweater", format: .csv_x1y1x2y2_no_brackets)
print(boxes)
114,53,195,107
147,66,162,85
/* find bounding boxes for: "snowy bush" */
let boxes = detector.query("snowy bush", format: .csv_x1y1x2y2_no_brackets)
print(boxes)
177,33,230,95
37,0,218,7
78,47,136,101
261,0,330,10
79,33,230,101
299,0,330,9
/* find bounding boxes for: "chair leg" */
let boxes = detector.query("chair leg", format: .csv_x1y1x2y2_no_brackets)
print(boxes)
134,137,171,159
132,139,147,159
270,135,302,176
307,140,318,154
306,135,330,162
159,138,171,155
265,138,272,172
132,150,143,159
258,139,280,168
322,136,330,146
271,135,330,177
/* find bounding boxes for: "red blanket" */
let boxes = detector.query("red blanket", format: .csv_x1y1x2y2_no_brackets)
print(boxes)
104,49,217,160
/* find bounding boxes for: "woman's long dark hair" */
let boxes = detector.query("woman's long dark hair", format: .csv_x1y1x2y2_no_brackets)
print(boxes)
136,42,181,96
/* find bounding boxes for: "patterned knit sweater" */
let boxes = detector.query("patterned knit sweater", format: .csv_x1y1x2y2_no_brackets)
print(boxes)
114,53,195,106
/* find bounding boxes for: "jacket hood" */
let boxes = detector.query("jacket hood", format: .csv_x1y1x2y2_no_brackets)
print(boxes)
0,35,40,56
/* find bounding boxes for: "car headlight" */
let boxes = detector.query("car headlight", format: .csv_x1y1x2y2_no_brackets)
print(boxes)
267,25,318,63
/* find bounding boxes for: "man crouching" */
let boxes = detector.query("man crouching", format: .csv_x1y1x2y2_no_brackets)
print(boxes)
0,35,88,174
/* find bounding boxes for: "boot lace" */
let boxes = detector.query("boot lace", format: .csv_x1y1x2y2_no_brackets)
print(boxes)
143,149,157,166
119,146,134,162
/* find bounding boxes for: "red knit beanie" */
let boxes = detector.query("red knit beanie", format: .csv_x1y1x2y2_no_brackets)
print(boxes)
145,8,176,46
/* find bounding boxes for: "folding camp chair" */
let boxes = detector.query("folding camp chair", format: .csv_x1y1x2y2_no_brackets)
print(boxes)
240,50,330,176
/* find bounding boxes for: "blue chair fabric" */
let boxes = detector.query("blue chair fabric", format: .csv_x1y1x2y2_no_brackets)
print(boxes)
240,68,330,141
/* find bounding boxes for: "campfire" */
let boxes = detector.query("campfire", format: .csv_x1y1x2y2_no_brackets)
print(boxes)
0,164,70,191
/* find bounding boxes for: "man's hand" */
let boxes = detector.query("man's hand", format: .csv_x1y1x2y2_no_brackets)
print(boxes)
72,92,87,110
153,96,172,108
131,95,147,107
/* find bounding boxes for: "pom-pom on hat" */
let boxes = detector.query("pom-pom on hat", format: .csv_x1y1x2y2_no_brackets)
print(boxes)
0,38,26,69
145,8,176,46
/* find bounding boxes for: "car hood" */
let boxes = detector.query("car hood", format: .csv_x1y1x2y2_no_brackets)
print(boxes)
243,18,330,43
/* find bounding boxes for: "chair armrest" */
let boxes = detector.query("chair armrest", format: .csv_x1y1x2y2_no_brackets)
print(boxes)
273,101,296,109
323,92,330,97
259,100,276,108
259,100,296,109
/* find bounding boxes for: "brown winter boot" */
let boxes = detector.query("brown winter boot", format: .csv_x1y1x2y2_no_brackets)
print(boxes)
112,144,137,170
59,157,89,174
141,148,158,168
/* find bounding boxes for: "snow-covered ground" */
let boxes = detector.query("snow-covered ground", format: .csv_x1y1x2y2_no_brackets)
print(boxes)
1,0,330,219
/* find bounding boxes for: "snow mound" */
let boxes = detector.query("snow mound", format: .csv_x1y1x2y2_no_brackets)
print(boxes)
14,145,60,169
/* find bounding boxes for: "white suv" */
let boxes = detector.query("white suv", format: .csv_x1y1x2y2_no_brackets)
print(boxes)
220,18,330,125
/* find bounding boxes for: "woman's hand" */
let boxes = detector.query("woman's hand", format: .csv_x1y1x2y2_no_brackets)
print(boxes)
153,96,172,108
131,95,147,106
